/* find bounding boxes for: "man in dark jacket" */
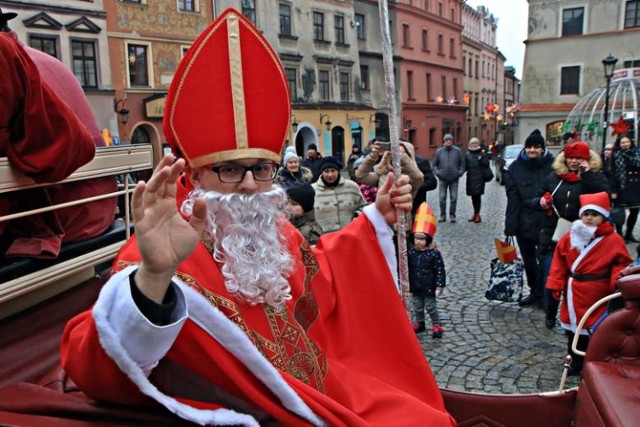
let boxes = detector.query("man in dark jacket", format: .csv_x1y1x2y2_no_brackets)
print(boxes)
432,134,465,222
302,143,323,182
504,130,554,307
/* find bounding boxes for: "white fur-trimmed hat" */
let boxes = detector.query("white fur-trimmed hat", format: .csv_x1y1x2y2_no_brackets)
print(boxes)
579,192,610,218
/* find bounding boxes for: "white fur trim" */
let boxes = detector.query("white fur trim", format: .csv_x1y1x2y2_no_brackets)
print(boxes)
93,266,324,426
565,236,604,334
579,204,609,218
363,204,399,292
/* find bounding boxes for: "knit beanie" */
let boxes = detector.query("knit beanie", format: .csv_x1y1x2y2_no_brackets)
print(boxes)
283,151,298,165
563,141,590,160
524,129,545,148
320,156,343,172
287,183,315,213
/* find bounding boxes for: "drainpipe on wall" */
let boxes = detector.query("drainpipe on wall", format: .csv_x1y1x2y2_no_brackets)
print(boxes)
211,0,217,19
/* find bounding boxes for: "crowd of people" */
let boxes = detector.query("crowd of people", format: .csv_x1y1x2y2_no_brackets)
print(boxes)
3,4,640,422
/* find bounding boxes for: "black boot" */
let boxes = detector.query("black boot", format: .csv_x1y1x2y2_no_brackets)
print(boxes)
414,321,426,333
518,294,537,306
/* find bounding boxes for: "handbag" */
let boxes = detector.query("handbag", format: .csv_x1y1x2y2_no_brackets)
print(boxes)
486,257,524,302
482,166,494,182
550,181,571,242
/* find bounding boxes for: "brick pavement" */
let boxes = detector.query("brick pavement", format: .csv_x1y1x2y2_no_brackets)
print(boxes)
416,173,580,394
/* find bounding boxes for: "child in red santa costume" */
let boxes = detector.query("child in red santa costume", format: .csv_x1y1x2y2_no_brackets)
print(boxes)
546,191,633,375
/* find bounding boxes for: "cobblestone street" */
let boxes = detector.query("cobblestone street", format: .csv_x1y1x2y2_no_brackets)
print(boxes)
417,170,577,394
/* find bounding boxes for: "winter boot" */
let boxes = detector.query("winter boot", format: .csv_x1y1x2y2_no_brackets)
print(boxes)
431,325,444,339
468,214,476,222
474,213,482,223
414,321,426,334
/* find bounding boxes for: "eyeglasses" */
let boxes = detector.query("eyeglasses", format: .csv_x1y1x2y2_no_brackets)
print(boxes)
210,162,278,183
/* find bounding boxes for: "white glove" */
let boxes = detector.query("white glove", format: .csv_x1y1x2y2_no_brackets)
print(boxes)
435,287,445,298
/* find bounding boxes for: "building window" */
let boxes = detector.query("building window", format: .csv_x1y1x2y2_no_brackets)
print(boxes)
474,92,479,116
402,24,410,47
407,70,414,99
441,75,447,99
319,69,330,100
313,12,324,41
475,60,479,79
128,43,149,87
181,45,190,58
178,0,195,12
463,55,466,75
451,8,455,21
482,60,485,78
339,72,349,101
437,34,443,55
560,66,580,95
468,57,473,77
360,65,369,90
562,7,584,36
355,13,365,39
242,0,256,25
438,2,443,16
279,3,291,36
421,29,429,51
426,73,432,100
29,35,57,58
453,78,458,100
71,40,97,88
449,37,455,57
625,0,640,28
286,67,297,101
335,15,345,44
624,59,640,67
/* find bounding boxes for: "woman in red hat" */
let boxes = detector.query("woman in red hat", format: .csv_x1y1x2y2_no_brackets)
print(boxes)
537,141,609,329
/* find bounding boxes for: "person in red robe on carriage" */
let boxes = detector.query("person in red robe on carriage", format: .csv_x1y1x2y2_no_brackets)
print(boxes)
61,9,455,426
0,9,117,259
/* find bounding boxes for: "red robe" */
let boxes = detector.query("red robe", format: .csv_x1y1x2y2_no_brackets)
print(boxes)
546,222,632,331
62,188,454,425
0,33,116,258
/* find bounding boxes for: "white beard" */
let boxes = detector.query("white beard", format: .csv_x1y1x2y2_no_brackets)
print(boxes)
181,186,293,308
569,220,597,251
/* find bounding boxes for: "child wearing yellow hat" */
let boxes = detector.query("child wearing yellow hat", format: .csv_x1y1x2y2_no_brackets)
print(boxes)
409,203,446,338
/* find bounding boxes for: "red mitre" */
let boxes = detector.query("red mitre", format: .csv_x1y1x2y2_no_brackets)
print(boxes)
164,8,290,167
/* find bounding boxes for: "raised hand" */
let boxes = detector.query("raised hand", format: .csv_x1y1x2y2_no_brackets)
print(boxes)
375,172,413,225
132,154,207,303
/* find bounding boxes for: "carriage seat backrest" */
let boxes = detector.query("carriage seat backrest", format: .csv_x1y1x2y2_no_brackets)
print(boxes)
585,272,640,366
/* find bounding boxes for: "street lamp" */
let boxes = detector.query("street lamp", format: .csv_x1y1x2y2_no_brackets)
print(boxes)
601,53,618,156
113,98,130,125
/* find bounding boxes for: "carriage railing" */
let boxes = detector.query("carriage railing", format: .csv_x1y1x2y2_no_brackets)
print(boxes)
571,291,622,357
0,144,154,318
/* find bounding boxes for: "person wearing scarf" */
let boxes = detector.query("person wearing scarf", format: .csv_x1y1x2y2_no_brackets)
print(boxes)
537,141,609,328
546,192,632,375
610,134,640,242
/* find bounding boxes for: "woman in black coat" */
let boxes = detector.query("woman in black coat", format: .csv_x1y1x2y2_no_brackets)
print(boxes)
537,141,609,328
611,134,640,242
464,138,490,223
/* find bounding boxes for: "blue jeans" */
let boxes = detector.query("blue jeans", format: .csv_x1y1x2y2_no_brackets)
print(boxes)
438,179,459,218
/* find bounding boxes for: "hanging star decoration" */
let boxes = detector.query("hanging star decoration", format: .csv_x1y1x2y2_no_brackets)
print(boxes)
561,121,572,132
610,117,631,136
587,120,599,133
575,120,585,132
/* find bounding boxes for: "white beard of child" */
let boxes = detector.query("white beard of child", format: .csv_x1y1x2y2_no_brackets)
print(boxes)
181,186,294,309
570,220,597,252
